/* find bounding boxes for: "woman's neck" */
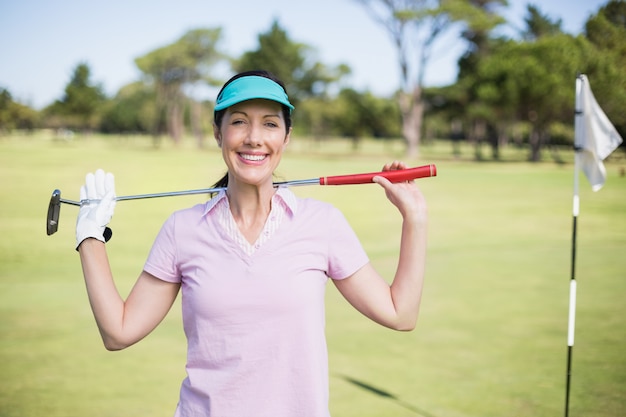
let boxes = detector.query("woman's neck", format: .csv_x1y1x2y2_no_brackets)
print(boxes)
226,181,275,243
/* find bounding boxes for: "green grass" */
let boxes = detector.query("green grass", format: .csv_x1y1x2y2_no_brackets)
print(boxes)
0,132,625,417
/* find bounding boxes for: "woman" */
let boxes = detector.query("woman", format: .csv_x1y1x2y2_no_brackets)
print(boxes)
76,70,428,417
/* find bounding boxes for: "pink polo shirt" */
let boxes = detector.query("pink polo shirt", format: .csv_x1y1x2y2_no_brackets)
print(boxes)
143,188,369,417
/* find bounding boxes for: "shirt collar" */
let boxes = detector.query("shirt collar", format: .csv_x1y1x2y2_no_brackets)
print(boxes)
203,190,227,215
275,186,298,215
202,187,298,216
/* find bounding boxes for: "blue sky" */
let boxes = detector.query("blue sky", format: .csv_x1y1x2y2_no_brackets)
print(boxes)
0,0,607,109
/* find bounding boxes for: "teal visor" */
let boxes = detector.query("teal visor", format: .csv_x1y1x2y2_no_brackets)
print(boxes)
214,76,294,113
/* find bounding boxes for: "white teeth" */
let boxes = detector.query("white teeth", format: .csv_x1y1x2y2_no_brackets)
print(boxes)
240,154,266,161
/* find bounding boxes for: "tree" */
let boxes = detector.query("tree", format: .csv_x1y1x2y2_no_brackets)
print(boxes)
584,0,626,137
0,88,39,133
44,62,106,131
99,82,158,134
585,0,626,56
451,0,508,159
521,4,563,40
135,28,226,145
475,33,612,161
333,88,402,147
234,19,351,107
355,0,505,157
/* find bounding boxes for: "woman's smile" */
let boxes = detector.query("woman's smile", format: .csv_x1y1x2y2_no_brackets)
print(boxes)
238,152,268,163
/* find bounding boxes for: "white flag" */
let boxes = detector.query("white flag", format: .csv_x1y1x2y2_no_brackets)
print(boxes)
575,74,623,191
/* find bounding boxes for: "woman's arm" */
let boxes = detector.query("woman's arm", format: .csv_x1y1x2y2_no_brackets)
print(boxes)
79,239,180,350
333,161,427,331
75,170,179,351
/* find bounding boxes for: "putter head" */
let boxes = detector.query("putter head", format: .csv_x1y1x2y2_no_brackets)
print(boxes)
47,189,61,236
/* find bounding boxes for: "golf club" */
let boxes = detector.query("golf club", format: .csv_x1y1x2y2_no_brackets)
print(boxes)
46,164,437,236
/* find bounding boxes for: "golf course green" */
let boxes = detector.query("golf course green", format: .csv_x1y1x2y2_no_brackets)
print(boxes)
1,133,624,416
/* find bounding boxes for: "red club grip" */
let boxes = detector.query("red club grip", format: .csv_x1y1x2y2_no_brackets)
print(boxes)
320,164,437,185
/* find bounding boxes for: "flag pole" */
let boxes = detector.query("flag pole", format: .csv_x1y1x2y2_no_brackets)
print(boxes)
565,153,579,417
565,74,584,417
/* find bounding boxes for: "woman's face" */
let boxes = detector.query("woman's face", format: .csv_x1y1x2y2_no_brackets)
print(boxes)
215,99,291,189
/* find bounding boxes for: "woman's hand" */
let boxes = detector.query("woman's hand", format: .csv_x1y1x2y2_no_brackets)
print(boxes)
76,169,116,249
372,161,427,223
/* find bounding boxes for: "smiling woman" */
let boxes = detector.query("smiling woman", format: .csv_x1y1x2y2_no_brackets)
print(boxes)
74,69,429,417
212,72,294,196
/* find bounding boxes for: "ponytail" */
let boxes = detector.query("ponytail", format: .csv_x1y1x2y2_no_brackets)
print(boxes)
212,172,229,190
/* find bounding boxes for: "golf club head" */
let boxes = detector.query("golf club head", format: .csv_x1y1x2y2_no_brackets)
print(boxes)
47,189,61,236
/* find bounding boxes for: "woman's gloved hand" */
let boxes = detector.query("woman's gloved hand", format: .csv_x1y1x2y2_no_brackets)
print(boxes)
76,169,116,249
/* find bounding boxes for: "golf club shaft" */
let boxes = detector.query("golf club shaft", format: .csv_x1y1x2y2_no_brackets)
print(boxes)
60,181,317,206
66,164,436,206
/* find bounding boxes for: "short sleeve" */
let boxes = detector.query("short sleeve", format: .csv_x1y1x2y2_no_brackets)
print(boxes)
326,207,369,280
143,213,180,283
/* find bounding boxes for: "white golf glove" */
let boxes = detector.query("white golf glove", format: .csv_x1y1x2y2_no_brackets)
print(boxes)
76,169,117,249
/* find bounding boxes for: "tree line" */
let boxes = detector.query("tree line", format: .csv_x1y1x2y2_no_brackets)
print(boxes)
1,0,624,161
